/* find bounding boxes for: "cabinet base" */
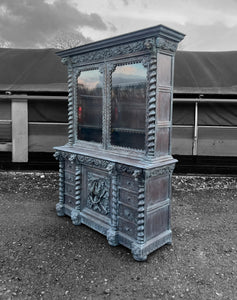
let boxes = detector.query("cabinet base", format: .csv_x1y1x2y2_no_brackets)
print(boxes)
131,230,172,261
60,206,172,261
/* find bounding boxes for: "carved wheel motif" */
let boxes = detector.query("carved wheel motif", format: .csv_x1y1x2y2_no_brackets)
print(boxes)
87,174,110,215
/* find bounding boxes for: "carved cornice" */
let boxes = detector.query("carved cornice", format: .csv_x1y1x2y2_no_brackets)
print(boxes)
70,40,148,65
156,37,178,53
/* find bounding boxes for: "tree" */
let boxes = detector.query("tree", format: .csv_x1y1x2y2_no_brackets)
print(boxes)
0,39,12,48
46,30,92,50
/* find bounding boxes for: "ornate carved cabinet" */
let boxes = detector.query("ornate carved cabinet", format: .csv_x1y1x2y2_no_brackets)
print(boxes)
54,25,184,261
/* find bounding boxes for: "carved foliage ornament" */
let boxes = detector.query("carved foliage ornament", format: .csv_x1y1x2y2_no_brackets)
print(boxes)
54,151,110,169
87,173,110,215
156,37,178,52
70,41,146,65
146,164,175,178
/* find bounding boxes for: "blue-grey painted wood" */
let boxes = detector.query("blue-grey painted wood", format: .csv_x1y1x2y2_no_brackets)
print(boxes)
54,24,184,261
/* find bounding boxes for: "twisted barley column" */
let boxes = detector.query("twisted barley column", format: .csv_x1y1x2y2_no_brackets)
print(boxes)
67,64,74,146
75,165,81,212
111,173,118,231
147,53,157,157
106,163,118,246
56,158,65,216
137,183,145,243
71,163,81,225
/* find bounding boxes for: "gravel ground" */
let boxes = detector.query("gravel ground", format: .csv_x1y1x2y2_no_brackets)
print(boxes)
0,171,236,300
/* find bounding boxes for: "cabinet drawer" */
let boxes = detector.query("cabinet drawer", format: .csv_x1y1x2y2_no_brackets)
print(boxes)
119,175,138,192
119,189,138,207
119,204,137,223
65,172,75,184
65,183,75,197
119,218,137,238
65,195,75,208
65,160,76,172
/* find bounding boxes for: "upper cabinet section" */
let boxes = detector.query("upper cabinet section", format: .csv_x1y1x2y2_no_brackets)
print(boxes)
57,25,185,158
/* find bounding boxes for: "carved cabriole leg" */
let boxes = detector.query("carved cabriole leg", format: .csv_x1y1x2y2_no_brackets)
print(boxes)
71,163,81,225
106,163,119,246
132,179,147,261
56,158,65,216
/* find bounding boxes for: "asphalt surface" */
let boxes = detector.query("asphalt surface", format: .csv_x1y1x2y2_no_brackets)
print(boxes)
0,172,236,300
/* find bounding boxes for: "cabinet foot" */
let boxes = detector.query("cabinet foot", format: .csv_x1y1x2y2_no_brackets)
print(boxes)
132,253,147,262
107,229,119,246
71,209,81,225
132,243,147,261
56,202,65,216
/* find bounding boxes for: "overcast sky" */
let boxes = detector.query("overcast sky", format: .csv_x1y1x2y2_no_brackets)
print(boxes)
0,0,237,51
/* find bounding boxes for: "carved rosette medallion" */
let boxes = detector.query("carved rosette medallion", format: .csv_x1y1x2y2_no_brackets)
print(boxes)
87,173,110,215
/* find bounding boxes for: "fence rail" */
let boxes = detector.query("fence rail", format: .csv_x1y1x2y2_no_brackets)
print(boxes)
0,94,236,162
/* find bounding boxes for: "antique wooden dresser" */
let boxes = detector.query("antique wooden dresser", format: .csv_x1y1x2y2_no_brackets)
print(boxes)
54,25,184,261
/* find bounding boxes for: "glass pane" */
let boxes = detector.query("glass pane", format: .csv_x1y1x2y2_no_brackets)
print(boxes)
111,63,147,150
77,69,103,143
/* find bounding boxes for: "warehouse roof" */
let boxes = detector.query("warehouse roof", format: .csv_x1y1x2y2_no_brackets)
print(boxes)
0,48,67,93
0,48,237,95
174,51,237,95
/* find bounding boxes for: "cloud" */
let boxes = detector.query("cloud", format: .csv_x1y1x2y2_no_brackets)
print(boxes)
122,0,129,5
0,0,108,48
179,22,237,51
0,0,236,51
